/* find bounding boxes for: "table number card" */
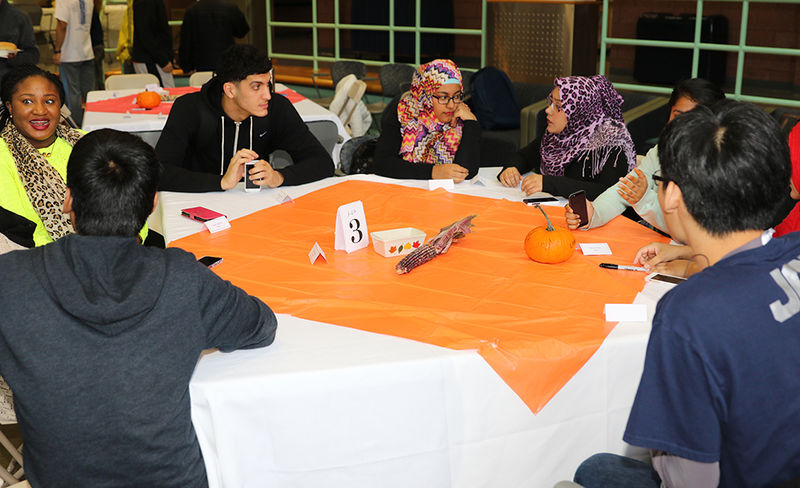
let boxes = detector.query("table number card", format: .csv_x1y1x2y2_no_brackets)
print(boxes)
308,242,328,264
334,200,369,253
204,216,231,233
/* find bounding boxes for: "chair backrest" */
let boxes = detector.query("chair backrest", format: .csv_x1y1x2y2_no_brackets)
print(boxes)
189,71,213,87
105,73,160,90
378,63,416,98
330,61,367,88
340,80,367,129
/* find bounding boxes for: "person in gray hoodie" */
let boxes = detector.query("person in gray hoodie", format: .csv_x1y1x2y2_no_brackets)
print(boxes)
0,128,277,488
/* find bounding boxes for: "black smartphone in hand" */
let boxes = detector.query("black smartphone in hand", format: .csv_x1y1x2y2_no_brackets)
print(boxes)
568,190,588,227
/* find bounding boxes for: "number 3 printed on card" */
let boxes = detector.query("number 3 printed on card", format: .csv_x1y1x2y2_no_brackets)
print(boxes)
335,201,369,253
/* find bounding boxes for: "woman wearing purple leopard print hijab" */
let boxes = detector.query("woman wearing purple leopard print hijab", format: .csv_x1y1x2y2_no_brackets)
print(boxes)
498,75,636,199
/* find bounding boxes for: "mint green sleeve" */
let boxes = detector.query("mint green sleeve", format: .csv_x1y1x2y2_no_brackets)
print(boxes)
586,179,630,229
586,145,661,230
631,146,668,233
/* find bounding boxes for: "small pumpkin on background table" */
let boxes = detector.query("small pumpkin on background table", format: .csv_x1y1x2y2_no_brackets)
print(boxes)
524,204,576,264
135,91,161,109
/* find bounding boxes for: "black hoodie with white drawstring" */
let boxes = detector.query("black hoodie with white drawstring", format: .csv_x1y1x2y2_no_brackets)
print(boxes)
155,78,334,192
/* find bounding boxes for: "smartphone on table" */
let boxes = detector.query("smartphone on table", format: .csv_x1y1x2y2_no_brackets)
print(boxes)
645,272,686,285
523,196,559,205
568,190,588,226
198,256,223,268
181,206,226,223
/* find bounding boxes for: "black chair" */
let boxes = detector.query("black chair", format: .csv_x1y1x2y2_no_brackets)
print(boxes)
367,63,416,116
331,61,368,88
313,60,376,107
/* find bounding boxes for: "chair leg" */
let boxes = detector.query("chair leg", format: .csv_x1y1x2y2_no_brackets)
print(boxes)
0,464,17,486
0,430,22,468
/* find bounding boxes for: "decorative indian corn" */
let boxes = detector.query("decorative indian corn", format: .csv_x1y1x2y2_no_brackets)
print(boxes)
396,215,477,274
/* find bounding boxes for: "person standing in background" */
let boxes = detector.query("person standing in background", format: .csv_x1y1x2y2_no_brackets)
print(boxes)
115,0,134,74
0,0,40,82
132,0,174,87
178,0,249,75
54,0,95,127
90,0,104,90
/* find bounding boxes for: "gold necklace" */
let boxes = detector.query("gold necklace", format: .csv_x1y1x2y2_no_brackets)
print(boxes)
39,142,56,158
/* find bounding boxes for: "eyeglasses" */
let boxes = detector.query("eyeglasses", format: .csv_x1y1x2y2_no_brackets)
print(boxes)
652,171,669,185
547,93,563,113
432,92,464,105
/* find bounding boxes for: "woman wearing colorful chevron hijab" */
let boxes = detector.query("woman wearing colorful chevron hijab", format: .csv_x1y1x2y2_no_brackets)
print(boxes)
373,59,481,182
499,75,637,199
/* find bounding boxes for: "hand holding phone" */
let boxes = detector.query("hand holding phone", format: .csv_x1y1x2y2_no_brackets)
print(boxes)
568,190,588,227
244,161,260,192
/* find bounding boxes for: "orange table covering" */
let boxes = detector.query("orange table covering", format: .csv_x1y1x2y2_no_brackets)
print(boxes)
276,87,307,104
172,180,666,413
84,86,200,115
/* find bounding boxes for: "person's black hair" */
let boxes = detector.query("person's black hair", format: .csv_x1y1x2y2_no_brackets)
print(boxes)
668,78,726,110
658,100,790,236
213,44,272,85
0,64,65,128
66,129,159,238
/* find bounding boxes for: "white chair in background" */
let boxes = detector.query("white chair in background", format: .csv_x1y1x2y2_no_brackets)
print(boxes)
104,73,160,90
329,74,371,137
188,71,213,87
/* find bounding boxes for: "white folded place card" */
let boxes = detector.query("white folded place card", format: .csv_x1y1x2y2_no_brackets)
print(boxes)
579,242,612,255
471,177,487,186
604,303,648,322
204,216,231,233
308,242,327,264
275,190,293,204
428,179,454,191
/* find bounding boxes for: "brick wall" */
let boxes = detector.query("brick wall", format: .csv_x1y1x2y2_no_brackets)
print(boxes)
609,0,800,88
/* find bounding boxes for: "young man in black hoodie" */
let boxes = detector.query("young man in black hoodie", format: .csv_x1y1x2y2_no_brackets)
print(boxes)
0,129,277,487
156,44,334,192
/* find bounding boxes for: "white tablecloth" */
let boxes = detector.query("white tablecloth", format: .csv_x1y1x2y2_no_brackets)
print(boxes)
157,169,661,487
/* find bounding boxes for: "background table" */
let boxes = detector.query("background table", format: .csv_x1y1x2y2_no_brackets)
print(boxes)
82,83,350,163
157,169,665,487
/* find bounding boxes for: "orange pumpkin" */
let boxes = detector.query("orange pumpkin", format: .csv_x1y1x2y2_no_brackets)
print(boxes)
524,204,576,264
135,91,161,109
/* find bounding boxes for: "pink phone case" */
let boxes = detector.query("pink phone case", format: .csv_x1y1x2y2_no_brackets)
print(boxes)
181,206,226,222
